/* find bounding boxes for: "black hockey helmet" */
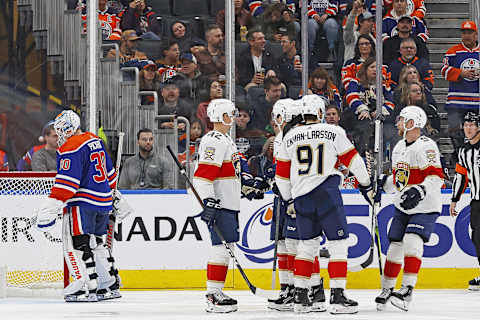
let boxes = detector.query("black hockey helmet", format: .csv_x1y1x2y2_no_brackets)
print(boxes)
463,112,480,127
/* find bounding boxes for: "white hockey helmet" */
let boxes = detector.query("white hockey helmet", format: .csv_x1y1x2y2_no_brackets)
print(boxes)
398,105,427,130
207,98,237,126
271,98,293,127
301,94,326,122
54,110,81,147
285,99,303,123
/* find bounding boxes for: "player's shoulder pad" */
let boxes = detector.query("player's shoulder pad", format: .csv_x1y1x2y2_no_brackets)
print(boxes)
58,132,100,154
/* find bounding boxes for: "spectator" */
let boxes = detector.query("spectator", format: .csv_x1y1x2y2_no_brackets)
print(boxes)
178,117,205,165
382,0,428,42
236,28,277,89
389,37,434,92
119,128,172,189
307,67,342,109
393,64,436,107
16,144,45,171
345,57,395,155
325,104,341,125
191,25,226,81
343,1,375,62
196,79,224,132
247,136,275,179
0,148,8,171
382,0,427,20
307,0,340,60
262,3,297,42
157,78,193,130
81,0,122,41
217,0,254,41
235,104,266,138
247,0,296,17
383,15,429,65
249,76,283,132
170,20,206,53
156,39,181,82
441,20,480,153
342,34,376,90
276,33,302,88
119,0,162,40
31,123,58,171
106,30,147,65
139,60,162,104
175,53,203,106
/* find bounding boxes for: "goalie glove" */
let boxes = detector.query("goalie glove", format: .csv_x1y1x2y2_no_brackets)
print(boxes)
113,190,134,223
285,199,296,218
36,197,64,231
400,185,426,211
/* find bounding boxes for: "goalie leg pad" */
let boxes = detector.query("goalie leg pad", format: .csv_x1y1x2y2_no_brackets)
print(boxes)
328,239,348,289
93,238,121,300
402,233,424,288
206,244,231,292
383,241,404,289
294,238,320,289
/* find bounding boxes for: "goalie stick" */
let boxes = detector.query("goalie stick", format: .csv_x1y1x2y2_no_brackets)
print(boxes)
106,132,125,251
166,145,275,300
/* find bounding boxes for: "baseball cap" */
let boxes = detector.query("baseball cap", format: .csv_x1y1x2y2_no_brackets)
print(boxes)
398,15,413,22
359,11,374,23
461,20,478,32
142,60,157,70
180,52,197,64
122,30,140,41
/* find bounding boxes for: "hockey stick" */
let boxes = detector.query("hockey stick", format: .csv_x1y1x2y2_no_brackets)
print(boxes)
166,145,275,299
106,132,125,251
271,195,281,289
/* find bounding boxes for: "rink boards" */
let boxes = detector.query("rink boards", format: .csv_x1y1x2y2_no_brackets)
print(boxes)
0,189,477,289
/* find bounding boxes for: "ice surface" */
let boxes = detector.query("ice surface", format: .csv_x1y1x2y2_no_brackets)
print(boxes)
0,290,478,320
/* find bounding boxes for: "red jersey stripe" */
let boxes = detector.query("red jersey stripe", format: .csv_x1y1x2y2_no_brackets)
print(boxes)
338,148,358,168
194,163,221,182
276,159,291,179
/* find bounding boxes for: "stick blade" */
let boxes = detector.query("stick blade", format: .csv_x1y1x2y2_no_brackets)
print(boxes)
252,287,277,300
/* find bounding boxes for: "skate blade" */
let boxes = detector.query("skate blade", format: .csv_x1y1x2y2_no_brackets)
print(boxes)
293,304,312,313
206,304,238,313
329,305,358,314
65,293,98,302
390,297,409,311
376,302,387,311
267,303,293,311
97,290,122,301
468,285,480,291
311,301,327,312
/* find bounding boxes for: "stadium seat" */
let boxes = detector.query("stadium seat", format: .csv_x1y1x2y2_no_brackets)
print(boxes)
210,0,224,17
149,0,172,16
172,0,209,16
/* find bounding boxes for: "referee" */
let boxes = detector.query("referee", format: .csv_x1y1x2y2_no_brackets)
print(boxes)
450,112,480,291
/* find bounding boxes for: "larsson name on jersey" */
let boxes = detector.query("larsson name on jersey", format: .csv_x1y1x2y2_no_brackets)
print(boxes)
286,129,337,147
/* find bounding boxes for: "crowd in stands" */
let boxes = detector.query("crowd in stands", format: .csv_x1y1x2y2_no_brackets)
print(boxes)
8,0,480,190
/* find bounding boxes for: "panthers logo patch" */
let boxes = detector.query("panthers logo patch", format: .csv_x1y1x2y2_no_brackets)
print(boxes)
394,162,410,191
231,152,242,178
203,147,215,161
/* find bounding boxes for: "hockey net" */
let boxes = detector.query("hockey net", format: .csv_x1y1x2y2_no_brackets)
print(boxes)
0,172,65,298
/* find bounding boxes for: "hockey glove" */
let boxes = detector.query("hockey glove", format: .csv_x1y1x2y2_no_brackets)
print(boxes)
263,164,276,185
374,174,388,204
400,185,426,211
271,182,281,197
113,190,134,223
241,173,257,200
201,198,221,227
285,199,296,218
252,177,270,200
359,182,375,206
36,197,64,231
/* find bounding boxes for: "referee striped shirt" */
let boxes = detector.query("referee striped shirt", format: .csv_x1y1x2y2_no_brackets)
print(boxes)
452,141,480,201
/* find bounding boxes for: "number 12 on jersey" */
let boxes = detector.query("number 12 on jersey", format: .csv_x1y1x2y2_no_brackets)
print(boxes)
297,143,324,176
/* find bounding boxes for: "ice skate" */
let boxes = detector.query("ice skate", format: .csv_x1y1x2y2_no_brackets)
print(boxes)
268,284,294,311
390,285,413,311
64,290,98,302
293,287,312,313
468,277,480,291
310,280,326,312
329,288,358,314
375,287,393,311
205,290,238,313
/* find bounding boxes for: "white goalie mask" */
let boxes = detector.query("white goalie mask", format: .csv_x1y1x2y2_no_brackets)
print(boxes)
271,98,293,127
301,94,326,122
399,105,427,130
207,98,237,126
285,99,303,123
54,110,81,147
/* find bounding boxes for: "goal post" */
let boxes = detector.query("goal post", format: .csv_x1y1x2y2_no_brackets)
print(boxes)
0,172,66,298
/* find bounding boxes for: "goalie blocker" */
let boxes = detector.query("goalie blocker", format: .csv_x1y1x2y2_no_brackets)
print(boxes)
37,110,133,302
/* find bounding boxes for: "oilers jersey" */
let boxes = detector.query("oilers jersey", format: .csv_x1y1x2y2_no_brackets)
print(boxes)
81,5,122,41
275,123,370,200
193,131,241,211
384,136,444,214
16,144,45,171
382,11,428,42
442,43,480,110
49,132,117,212
307,0,339,18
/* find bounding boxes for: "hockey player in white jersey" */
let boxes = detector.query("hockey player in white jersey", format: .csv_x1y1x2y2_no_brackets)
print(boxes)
275,94,374,314
192,99,242,313
374,106,444,311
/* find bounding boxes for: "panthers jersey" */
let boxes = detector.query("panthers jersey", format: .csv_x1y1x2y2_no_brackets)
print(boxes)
49,132,117,212
273,131,283,162
387,136,444,214
193,130,241,211
275,123,370,200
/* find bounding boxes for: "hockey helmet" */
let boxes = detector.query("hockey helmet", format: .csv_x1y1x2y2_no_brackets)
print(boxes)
207,99,237,125
285,99,303,123
301,94,326,122
398,105,427,130
54,110,81,147
271,98,293,127
463,112,480,127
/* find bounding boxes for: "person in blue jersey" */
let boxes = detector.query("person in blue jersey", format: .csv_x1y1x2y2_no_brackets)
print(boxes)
36,110,133,302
